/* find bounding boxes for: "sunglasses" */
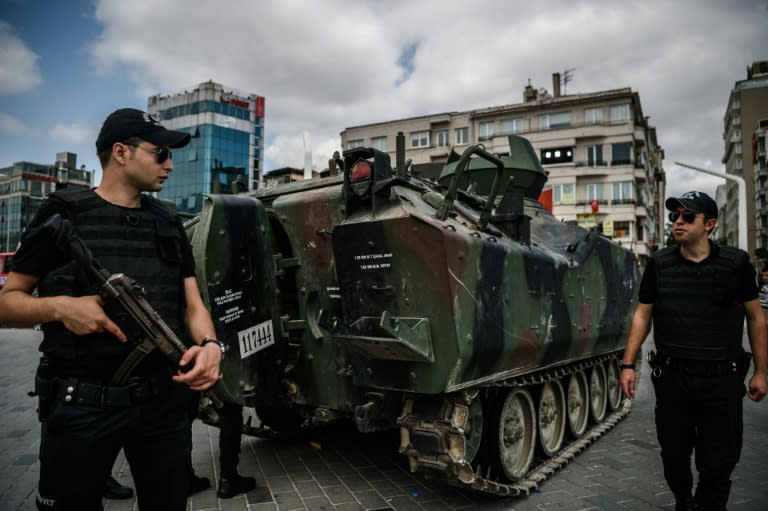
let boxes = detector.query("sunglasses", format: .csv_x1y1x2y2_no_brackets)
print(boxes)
123,143,172,164
668,210,698,223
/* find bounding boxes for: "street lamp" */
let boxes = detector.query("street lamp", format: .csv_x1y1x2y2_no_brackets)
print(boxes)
674,162,747,251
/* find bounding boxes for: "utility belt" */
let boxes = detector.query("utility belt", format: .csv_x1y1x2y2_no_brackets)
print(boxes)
51,373,172,408
33,355,174,421
647,350,752,378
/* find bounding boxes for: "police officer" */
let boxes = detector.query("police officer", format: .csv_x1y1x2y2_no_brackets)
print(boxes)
0,108,223,510
620,191,768,511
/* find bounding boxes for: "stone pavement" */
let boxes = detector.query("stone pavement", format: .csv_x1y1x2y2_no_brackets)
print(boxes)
1,328,766,511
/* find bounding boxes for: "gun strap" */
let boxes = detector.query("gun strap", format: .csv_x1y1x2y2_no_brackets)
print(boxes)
111,339,157,385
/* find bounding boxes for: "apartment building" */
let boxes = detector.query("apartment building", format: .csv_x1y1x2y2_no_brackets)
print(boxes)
340,75,666,261
722,60,768,253
756,119,768,252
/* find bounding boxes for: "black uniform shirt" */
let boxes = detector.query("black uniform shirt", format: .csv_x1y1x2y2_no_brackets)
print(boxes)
638,243,758,305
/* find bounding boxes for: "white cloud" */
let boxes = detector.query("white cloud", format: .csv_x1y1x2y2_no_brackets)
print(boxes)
86,0,768,192
266,133,341,171
50,123,93,145
0,112,30,134
0,20,42,94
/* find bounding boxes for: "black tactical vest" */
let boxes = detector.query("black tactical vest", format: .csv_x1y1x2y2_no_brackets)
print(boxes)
36,188,186,379
652,244,746,361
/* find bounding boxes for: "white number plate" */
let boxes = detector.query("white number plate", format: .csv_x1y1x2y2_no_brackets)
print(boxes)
237,320,275,359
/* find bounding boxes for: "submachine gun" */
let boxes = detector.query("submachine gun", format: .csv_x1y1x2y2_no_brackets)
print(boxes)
36,213,225,408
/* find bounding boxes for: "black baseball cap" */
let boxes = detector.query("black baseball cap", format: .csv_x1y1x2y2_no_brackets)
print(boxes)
665,191,719,219
96,108,191,154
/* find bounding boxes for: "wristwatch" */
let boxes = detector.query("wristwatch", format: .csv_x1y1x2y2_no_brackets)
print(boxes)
619,362,635,371
201,338,226,361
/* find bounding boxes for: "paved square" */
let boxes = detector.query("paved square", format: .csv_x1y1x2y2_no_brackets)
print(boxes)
1,329,766,510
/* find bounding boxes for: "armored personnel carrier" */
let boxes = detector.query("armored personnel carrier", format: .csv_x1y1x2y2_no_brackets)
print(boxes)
186,134,638,495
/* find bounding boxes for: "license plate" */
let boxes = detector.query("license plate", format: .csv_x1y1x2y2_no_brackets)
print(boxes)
237,320,275,359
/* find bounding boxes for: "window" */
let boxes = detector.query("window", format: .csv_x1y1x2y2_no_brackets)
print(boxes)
539,112,571,129
735,143,742,155
435,130,449,148
732,129,741,141
553,183,575,204
500,118,523,134
586,144,604,166
610,104,631,122
612,181,633,203
587,183,604,201
613,221,631,239
611,142,632,165
411,131,430,148
371,136,387,152
479,122,495,140
540,146,574,165
735,158,743,170
455,127,468,145
346,139,363,149
732,98,741,109
585,107,603,124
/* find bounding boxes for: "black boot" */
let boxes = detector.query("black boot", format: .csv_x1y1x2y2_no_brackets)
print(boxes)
217,474,256,498
103,475,134,500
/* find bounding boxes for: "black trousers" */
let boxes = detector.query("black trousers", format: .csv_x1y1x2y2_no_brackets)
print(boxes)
218,403,245,478
186,398,243,480
651,363,745,511
37,382,192,511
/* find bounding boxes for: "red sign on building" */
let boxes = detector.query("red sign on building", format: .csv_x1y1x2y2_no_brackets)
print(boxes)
255,96,265,118
220,94,250,109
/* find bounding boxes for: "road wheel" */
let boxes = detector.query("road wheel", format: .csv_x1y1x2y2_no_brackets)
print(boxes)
491,388,536,482
566,371,589,438
589,364,607,422
604,360,623,411
537,380,566,457
464,397,483,464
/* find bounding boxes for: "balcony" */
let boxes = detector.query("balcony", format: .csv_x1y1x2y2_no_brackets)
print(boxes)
573,161,609,176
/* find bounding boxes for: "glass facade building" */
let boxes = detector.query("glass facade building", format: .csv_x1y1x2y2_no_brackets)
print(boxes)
148,81,265,214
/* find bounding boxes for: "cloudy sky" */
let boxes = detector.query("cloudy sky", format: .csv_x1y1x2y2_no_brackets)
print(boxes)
1,0,766,199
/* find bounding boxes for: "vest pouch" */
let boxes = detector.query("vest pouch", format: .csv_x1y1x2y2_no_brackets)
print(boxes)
155,218,182,264
711,271,737,306
37,261,91,297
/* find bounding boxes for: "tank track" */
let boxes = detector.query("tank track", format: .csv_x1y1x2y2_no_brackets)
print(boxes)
397,353,630,496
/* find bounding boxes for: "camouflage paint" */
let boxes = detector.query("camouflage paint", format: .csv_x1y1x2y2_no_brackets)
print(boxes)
189,137,638,430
